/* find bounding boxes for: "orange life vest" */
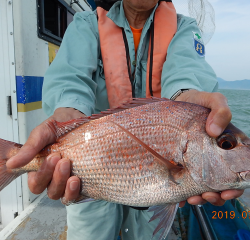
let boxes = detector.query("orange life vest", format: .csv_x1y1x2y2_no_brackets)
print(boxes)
97,1,177,108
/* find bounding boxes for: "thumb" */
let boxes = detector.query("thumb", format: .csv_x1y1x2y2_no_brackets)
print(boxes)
6,119,56,169
204,93,232,137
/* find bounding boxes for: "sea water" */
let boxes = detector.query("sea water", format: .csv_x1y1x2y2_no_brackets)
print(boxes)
219,89,250,137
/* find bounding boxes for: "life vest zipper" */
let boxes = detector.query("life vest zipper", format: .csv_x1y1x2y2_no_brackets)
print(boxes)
148,17,155,97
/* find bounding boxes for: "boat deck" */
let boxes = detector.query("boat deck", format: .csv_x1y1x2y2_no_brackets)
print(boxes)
0,192,67,240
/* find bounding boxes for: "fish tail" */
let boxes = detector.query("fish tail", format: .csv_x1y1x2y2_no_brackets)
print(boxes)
0,138,23,191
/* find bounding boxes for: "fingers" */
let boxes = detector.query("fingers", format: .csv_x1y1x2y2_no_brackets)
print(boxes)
175,90,232,138
28,153,81,201
221,190,244,200
62,176,81,203
47,159,81,201
187,194,222,206
47,159,71,200
201,192,225,206
203,93,232,138
187,196,207,206
46,157,80,201
186,189,244,207
28,153,61,194
28,154,81,201
7,120,56,169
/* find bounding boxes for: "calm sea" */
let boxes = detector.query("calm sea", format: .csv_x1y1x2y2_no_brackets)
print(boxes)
219,89,250,137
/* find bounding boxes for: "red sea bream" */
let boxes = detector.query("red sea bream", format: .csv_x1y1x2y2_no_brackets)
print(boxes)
1,98,250,239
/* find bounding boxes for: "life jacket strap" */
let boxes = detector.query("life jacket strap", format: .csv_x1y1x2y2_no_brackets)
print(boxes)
146,1,177,98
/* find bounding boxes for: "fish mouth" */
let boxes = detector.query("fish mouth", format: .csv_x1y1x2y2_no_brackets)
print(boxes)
239,170,250,181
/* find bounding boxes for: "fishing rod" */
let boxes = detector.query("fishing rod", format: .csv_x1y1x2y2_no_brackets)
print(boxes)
191,205,218,240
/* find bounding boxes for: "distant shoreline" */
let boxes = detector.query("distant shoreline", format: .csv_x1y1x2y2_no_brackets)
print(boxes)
217,77,250,90
219,88,250,91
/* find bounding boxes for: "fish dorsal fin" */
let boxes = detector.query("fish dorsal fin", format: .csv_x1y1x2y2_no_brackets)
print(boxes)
46,118,90,139
148,203,179,240
46,98,171,139
109,120,183,172
88,97,170,121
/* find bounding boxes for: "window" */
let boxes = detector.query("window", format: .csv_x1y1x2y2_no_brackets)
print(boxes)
38,0,76,45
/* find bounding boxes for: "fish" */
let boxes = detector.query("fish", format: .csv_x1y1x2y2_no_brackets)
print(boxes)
0,98,250,240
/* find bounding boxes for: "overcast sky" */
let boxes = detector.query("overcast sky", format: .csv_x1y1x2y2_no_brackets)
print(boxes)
174,0,250,81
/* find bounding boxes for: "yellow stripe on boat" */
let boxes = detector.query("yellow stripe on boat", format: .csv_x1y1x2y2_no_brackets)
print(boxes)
17,101,42,112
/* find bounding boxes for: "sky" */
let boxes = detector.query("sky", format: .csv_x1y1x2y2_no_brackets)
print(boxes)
174,0,250,81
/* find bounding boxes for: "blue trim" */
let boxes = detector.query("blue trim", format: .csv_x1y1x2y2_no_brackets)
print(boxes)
16,76,44,104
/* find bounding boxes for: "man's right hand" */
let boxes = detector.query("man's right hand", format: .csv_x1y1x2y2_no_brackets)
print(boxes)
6,107,84,203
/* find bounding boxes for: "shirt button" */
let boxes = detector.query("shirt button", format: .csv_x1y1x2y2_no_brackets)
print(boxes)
132,60,136,66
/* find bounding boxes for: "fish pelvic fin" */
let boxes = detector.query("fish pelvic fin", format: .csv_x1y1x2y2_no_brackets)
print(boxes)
0,139,23,191
109,121,183,172
148,203,179,240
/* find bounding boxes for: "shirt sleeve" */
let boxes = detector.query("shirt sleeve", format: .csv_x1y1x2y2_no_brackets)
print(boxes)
42,12,99,117
161,14,218,99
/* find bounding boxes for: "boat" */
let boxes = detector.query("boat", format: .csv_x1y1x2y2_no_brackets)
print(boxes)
0,0,249,239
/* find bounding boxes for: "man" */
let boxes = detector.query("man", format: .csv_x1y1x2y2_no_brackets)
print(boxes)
7,0,243,239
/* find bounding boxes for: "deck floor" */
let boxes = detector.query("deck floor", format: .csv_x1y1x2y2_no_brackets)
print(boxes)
2,194,67,240
0,193,183,240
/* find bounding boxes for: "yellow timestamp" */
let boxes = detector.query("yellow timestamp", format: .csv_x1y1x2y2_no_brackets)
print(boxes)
212,211,250,219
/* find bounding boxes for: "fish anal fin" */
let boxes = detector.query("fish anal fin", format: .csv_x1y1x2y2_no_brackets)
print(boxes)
148,203,179,240
61,195,95,206
109,121,183,172
74,195,95,204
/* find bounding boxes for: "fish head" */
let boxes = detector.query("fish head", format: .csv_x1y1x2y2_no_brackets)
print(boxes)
186,122,250,191
215,123,250,189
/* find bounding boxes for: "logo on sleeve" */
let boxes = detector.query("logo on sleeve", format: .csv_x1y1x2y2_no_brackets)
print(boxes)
193,32,205,57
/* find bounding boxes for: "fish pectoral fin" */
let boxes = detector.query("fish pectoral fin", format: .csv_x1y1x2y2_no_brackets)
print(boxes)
148,203,179,240
46,118,90,139
109,121,183,172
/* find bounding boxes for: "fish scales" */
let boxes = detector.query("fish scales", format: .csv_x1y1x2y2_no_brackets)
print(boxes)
46,101,211,206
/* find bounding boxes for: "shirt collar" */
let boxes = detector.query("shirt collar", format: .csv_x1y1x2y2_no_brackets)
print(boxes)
107,1,159,29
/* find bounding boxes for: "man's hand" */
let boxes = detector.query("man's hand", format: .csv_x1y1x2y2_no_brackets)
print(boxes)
6,107,83,203
176,90,244,207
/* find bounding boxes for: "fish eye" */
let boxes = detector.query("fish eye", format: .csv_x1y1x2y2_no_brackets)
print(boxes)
216,133,237,150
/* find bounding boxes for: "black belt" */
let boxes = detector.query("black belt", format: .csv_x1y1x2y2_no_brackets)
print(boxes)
129,206,149,211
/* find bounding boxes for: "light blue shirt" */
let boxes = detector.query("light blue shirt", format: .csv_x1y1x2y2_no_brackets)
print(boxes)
42,1,218,117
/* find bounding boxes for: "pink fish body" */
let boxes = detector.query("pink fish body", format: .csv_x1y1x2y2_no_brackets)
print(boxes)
1,98,250,239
